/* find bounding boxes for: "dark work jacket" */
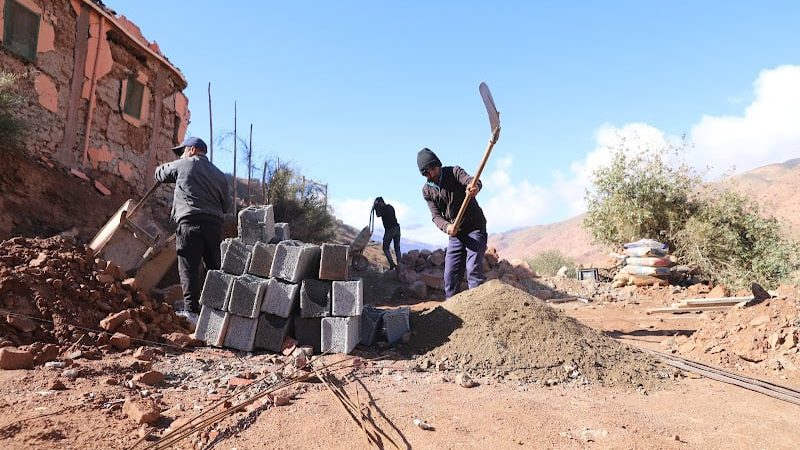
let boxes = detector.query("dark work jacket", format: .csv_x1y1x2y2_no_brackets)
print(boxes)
154,154,229,225
375,204,399,229
422,165,486,235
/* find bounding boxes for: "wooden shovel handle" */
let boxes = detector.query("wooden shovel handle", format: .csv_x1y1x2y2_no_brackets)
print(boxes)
451,126,500,235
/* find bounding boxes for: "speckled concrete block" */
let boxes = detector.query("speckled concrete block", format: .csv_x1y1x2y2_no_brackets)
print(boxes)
199,270,234,310
321,316,360,354
294,317,322,353
319,243,349,280
223,314,259,351
238,205,276,245
221,238,252,276
382,307,410,345
254,313,291,353
247,242,276,278
195,307,230,347
269,240,321,283
227,275,268,318
262,278,300,318
274,222,290,242
300,279,332,318
332,279,363,317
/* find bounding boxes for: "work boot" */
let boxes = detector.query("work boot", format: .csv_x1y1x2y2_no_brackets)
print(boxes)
177,310,199,330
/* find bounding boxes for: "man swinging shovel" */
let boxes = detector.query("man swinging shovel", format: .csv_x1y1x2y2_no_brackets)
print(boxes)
417,82,501,298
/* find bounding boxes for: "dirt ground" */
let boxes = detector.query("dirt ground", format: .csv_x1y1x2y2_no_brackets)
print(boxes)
1,273,799,450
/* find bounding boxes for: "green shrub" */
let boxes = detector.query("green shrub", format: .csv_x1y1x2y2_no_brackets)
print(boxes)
583,137,799,288
528,249,576,277
673,189,798,289
0,71,26,150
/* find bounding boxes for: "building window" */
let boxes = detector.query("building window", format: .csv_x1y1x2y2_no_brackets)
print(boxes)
123,76,144,119
3,0,40,62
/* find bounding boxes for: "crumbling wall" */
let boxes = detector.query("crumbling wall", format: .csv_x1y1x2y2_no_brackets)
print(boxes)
0,0,189,193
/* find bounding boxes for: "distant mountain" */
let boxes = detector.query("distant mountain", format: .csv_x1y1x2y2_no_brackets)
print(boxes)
488,157,800,266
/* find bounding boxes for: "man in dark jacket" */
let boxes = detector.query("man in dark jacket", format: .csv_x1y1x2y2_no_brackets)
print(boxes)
155,137,228,324
373,196,401,270
417,148,487,298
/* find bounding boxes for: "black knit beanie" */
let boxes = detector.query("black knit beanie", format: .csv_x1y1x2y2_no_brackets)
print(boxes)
417,148,442,173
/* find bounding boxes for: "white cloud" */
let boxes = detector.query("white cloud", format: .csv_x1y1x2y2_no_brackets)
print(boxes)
691,65,800,176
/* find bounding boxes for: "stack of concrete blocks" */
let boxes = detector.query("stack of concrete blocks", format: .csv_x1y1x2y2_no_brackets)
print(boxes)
196,206,275,350
196,207,364,355
295,243,363,354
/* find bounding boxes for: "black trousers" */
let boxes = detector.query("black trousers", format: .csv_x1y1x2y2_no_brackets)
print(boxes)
382,224,401,267
176,218,222,312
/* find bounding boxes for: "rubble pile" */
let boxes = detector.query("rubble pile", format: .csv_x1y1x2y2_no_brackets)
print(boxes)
665,290,800,372
195,205,365,355
398,246,537,298
407,280,668,388
0,236,191,368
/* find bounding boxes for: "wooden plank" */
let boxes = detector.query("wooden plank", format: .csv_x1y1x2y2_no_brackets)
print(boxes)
58,5,90,163
678,296,754,305
646,306,737,315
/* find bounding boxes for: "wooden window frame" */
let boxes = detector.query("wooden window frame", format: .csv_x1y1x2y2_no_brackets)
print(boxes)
3,0,40,62
123,75,144,119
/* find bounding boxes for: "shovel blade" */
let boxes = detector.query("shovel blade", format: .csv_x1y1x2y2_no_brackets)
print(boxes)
479,82,500,132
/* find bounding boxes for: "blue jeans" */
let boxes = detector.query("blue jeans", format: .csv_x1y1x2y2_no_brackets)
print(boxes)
444,228,487,298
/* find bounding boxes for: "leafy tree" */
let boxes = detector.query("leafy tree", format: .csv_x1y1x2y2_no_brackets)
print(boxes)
583,138,700,249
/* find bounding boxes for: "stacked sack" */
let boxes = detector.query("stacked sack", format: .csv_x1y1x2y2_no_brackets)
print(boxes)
612,238,673,288
194,205,363,354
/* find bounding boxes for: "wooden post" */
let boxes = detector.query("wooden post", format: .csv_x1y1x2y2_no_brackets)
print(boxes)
233,102,237,215
248,123,253,205
208,82,213,163
262,160,267,205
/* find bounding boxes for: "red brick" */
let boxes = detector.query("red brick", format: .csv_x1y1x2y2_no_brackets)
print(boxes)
0,347,34,370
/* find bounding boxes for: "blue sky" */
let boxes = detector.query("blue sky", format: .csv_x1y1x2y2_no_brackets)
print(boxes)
106,1,800,248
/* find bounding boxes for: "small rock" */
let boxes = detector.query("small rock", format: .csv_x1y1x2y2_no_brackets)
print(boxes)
49,379,67,391
6,315,37,333
44,361,66,369
100,310,131,332
272,396,290,406
133,371,165,386
102,377,118,386
455,372,478,388
123,397,161,425
110,332,132,350
161,332,201,348
63,369,80,380
413,418,434,431
133,347,155,361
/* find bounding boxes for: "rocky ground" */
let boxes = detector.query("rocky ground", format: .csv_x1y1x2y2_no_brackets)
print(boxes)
0,210,799,449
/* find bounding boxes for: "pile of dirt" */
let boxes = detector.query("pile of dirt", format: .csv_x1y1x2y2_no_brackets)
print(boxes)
406,280,668,388
0,236,190,356
667,295,800,373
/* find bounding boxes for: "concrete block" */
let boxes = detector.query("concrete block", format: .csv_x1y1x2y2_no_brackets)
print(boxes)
274,222,290,242
319,243,349,280
382,307,410,345
269,240,321,283
332,279,363,317
321,316,360,354
221,238,252,276
360,305,385,346
195,307,230,347
223,314,259,351
227,275,268,318
247,242,276,278
294,317,322,353
238,205,276,245
262,278,300,318
199,270,234,310
300,279,332,318
254,313,291,353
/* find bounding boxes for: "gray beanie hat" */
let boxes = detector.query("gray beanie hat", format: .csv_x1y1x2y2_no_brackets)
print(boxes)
417,148,442,173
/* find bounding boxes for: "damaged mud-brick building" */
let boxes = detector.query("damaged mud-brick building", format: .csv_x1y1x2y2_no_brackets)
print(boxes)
0,0,189,191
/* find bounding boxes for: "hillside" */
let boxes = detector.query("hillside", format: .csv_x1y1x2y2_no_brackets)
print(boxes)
490,157,800,265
